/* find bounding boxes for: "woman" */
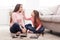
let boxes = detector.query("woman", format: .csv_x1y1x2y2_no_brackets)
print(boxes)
10,4,26,38
24,10,45,35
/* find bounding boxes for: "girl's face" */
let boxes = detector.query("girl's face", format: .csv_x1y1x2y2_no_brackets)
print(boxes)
19,5,23,12
31,11,35,17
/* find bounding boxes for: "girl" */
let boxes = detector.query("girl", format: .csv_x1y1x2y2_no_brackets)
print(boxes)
10,4,26,38
24,10,45,34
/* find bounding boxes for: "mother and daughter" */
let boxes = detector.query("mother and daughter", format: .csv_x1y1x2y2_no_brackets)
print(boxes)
10,4,45,38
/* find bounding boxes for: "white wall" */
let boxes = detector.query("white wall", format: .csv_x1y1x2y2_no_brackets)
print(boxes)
0,0,60,25
0,0,39,25
39,0,60,15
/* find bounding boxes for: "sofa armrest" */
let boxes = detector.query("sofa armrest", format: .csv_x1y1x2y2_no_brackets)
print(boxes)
40,15,60,23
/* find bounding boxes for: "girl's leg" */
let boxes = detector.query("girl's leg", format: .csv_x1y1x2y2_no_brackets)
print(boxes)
37,26,45,33
35,26,45,37
25,24,36,33
10,23,22,33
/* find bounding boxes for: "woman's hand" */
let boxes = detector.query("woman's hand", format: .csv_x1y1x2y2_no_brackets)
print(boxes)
21,9,25,15
22,28,27,33
20,26,26,33
36,28,39,31
36,25,41,31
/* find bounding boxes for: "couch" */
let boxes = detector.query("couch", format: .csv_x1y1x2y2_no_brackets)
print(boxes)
40,5,60,33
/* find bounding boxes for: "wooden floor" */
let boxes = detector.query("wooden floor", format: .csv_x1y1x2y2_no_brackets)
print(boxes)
0,25,60,40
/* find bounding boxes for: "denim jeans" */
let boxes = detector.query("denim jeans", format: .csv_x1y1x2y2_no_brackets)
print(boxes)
10,23,22,33
25,24,45,33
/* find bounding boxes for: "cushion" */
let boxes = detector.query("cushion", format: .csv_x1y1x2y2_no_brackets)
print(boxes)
52,15,60,22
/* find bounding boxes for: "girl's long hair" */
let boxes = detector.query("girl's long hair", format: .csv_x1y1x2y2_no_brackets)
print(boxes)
10,4,22,23
13,4,22,12
33,10,41,28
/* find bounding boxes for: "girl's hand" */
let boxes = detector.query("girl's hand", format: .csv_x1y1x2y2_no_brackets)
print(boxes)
22,11,24,16
20,26,26,33
22,28,27,33
36,25,41,31
36,28,39,31
21,9,25,15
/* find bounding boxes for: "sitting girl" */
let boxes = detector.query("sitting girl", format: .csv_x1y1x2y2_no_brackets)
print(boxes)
10,4,26,38
24,10,45,35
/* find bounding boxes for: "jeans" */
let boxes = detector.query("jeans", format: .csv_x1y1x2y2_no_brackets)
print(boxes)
25,24,45,33
10,23,22,33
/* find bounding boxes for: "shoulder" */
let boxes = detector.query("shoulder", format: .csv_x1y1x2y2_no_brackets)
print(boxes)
12,12,17,16
30,16,33,19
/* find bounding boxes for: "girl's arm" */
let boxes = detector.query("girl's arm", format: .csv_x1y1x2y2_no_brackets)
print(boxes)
36,24,42,31
12,13,17,23
24,16,31,20
22,11,31,20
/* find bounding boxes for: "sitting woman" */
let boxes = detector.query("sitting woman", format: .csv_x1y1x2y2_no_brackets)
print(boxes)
10,4,26,38
24,10,45,35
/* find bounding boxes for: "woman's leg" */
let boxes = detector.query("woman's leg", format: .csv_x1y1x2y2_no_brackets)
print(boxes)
37,26,45,33
10,23,22,33
25,24,36,33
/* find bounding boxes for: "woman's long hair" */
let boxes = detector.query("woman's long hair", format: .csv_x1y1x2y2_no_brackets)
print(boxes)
13,4,22,12
10,4,22,23
33,10,41,28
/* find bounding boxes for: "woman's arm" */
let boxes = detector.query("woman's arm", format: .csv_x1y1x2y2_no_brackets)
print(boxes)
22,11,31,20
24,16,31,20
12,13,17,23
36,24,41,31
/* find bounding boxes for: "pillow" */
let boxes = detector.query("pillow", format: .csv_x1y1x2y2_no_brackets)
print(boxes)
39,6,58,15
56,5,60,15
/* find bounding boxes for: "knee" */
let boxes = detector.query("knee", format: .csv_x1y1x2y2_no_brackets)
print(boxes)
25,25,28,29
25,24,32,29
37,27,45,33
41,27,45,33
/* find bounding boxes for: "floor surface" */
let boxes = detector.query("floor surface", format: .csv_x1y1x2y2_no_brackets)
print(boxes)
0,25,60,40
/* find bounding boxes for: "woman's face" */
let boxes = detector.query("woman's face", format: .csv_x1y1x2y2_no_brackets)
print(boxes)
31,11,35,17
19,5,23,12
